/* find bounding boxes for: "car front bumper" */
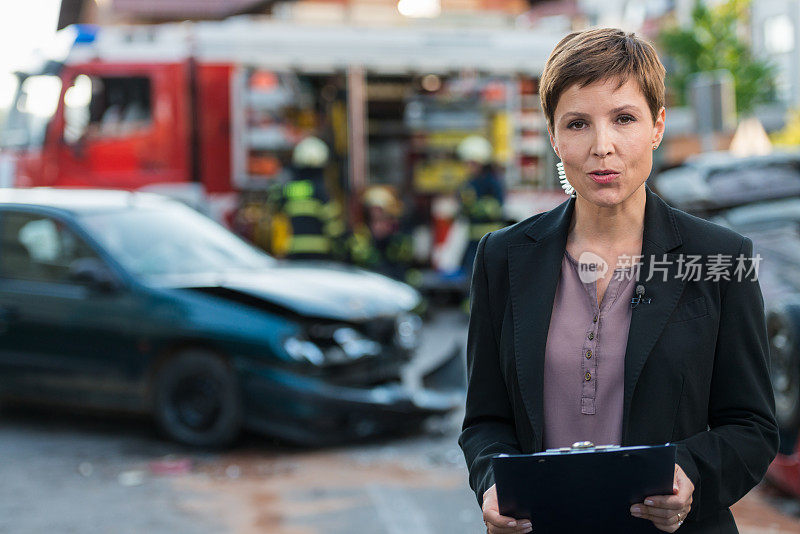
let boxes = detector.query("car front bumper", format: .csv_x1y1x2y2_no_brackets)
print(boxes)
237,343,464,445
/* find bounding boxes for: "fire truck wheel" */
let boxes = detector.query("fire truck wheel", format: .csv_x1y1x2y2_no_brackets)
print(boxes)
153,350,242,448
769,310,800,432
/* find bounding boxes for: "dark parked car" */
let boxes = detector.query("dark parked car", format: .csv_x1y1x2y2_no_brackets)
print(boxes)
707,197,800,497
0,189,461,447
653,151,800,217
654,152,800,497
654,153,800,435
711,199,800,432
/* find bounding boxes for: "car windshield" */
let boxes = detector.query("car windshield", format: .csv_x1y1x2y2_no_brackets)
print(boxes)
707,163,800,200
0,74,62,149
744,223,800,302
79,203,275,277
723,198,800,228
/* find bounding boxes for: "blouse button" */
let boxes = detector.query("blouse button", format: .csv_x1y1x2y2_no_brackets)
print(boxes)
585,371,592,381
586,350,592,359
588,332,594,340
593,314,598,323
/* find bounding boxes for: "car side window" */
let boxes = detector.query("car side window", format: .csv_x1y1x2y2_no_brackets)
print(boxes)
0,211,102,284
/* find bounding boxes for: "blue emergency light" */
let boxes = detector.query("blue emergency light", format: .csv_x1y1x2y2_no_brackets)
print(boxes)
72,24,99,44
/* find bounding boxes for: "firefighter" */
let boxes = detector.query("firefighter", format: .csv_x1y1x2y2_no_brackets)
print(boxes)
278,137,346,260
348,185,420,285
457,135,505,275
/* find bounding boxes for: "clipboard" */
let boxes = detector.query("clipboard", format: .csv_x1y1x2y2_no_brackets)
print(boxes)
491,441,676,533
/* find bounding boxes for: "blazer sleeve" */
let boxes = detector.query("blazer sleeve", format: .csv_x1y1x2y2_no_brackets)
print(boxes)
458,231,523,508
673,236,779,522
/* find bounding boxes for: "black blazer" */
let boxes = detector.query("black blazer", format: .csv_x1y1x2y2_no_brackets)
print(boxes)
458,184,779,533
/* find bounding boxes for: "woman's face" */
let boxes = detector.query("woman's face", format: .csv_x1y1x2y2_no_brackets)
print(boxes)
549,77,665,208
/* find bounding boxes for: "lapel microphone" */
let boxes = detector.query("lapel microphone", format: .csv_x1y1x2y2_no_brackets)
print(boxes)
630,284,652,309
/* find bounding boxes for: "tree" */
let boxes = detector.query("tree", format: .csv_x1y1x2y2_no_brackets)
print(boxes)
659,0,776,115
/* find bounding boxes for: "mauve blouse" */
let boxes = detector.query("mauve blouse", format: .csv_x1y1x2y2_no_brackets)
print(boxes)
541,249,638,450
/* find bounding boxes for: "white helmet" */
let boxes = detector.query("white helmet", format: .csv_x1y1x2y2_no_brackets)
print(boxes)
362,185,403,216
457,135,493,164
292,137,330,168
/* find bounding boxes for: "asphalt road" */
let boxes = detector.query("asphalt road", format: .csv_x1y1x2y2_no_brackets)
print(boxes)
2,309,800,533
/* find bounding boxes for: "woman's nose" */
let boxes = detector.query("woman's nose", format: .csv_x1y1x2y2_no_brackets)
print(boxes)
591,125,615,157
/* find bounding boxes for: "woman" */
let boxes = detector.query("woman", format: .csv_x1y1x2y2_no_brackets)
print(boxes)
458,28,778,534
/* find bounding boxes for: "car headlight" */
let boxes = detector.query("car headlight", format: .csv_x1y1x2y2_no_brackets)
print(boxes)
283,326,382,366
283,336,325,365
333,327,382,359
394,313,422,350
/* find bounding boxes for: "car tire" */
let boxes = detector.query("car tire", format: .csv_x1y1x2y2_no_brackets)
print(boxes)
768,310,800,432
153,350,242,449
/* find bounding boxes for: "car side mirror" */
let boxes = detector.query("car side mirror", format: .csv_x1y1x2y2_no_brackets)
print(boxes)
68,257,118,293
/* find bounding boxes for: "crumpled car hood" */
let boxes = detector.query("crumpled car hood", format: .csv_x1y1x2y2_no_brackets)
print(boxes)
150,261,422,321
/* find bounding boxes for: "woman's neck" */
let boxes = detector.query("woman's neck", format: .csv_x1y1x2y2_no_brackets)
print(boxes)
568,185,646,248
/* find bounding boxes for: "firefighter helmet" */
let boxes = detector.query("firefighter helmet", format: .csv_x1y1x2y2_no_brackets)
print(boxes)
362,185,403,217
292,137,330,168
456,135,493,164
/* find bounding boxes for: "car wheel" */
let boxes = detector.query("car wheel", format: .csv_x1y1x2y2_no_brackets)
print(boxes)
153,350,242,448
769,310,800,431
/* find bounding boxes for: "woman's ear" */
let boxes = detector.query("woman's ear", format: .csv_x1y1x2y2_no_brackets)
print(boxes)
548,127,560,158
653,106,666,146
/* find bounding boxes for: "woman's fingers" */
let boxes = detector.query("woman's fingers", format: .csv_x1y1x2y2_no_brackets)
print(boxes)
641,493,692,510
484,522,533,534
632,503,691,532
632,486,692,523
631,505,690,521
483,508,516,525
631,463,694,531
631,499,691,519
481,484,532,533
649,507,690,525
483,509,532,531
485,526,533,534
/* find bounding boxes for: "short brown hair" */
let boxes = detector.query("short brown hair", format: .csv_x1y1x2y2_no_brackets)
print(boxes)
539,28,666,132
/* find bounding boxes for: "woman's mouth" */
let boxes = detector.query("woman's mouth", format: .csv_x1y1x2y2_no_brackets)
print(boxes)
588,170,620,184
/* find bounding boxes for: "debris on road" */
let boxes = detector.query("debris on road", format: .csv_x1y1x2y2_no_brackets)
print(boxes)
149,457,193,476
118,470,146,487
78,462,93,478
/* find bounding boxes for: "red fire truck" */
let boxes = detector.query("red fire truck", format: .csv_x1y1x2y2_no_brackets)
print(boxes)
0,20,563,264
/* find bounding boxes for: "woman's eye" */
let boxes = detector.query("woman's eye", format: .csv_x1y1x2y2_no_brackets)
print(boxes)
617,115,636,124
568,120,587,130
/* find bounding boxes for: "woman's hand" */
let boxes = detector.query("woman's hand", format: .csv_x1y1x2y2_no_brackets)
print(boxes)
630,464,694,532
482,484,532,533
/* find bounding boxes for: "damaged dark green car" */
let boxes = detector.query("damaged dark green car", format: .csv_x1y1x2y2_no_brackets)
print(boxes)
0,189,462,447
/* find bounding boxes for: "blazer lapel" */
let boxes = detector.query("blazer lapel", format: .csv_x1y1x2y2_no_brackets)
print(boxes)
509,194,574,450
509,184,686,450
620,186,686,443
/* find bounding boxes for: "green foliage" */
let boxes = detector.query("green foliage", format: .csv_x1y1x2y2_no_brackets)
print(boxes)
659,0,777,114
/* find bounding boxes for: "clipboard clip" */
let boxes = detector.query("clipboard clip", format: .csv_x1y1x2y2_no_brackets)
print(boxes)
545,441,622,454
